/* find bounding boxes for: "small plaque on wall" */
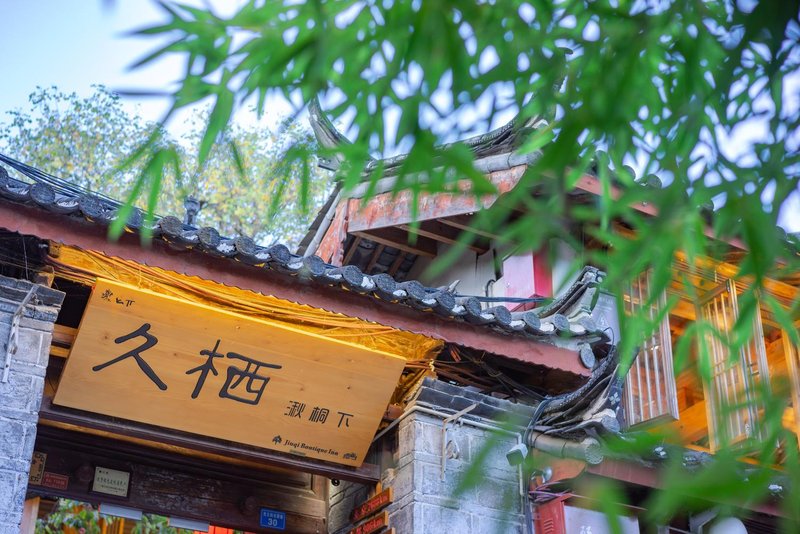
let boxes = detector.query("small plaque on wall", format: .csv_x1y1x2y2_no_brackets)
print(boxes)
28,451,47,485
92,466,130,497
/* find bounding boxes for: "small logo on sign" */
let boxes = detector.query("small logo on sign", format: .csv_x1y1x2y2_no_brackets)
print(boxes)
260,508,286,530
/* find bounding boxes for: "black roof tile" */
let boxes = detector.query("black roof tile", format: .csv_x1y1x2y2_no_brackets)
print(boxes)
0,157,609,357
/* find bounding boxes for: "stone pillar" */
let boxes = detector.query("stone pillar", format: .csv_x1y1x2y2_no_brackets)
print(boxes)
327,379,534,534
0,276,64,533
351,379,533,534
385,410,525,534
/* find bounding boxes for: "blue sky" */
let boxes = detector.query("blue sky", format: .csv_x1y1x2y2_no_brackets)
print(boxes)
0,0,288,133
2,2,176,124
1,1,798,231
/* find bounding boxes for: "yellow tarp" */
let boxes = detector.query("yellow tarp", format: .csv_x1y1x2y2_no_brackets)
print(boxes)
50,245,442,369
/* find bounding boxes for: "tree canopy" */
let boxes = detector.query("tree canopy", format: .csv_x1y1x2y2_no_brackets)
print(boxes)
0,86,331,247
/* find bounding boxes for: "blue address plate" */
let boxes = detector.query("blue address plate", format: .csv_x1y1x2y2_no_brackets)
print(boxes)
260,508,286,530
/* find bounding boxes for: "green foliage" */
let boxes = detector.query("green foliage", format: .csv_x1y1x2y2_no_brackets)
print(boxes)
36,500,108,534
0,86,332,247
34,499,219,534
130,513,192,534
27,0,800,529
123,0,799,299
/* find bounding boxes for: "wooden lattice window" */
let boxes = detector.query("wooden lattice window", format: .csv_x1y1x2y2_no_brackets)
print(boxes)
698,279,770,451
623,271,680,427
762,313,800,442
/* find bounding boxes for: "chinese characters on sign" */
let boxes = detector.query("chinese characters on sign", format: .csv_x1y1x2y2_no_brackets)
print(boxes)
92,467,130,497
91,329,356,420
100,288,134,307
184,338,283,404
54,279,407,466
92,323,166,390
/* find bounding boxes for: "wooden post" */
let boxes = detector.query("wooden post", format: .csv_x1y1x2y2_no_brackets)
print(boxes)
20,497,40,534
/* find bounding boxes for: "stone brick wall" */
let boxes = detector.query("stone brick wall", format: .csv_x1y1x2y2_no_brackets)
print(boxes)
384,410,525,534
0,276,63,533
329,378,533,534
328,479,370,533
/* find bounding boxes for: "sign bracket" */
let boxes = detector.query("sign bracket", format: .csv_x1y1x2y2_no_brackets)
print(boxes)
441,403,477,480
2,285,36,383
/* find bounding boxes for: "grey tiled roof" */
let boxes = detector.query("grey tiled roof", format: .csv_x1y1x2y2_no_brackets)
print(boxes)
0,159,609,349
309,96,542,175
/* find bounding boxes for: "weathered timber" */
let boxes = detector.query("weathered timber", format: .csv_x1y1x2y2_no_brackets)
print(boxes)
30,426,327,532
346,166,525,233
398,222,490,254
38,395,381,484
438,214,504,240
317,200,349,265
352,228,438,258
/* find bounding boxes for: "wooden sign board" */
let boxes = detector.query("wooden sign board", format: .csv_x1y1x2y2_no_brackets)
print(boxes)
55,279,406,466
352,488,393,522
349,510,389,534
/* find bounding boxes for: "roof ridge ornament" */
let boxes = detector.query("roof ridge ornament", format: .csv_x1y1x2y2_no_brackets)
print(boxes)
306,97,546,177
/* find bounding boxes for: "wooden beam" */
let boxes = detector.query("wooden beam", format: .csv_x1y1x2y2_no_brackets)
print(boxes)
20,498,39,534
32,426,327,532
52,324,77,346
388,252,406,276
586,457,786,518
574,175,747,251
38,395,381,484
49,345,70,359
438,215,503,241
342,235,362,266
366,244,385,272
352,227,438,258
399,221,490,254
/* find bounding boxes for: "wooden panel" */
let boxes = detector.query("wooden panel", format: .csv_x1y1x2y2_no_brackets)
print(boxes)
317,200,349,265
39,396,381,483
349,510,390,534
347,166,525,233
666,400,708,443
30,427,326,533
54,279,406,467
352,487,393,522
